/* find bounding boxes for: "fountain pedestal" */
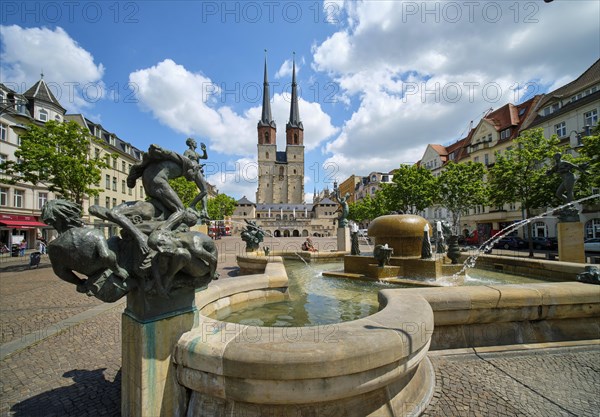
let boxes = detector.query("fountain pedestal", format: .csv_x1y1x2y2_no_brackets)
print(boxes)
122,288,197,417
337,227,351,252
557,222,585,263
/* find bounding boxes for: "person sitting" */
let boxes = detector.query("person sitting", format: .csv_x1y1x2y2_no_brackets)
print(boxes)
302,238,318,252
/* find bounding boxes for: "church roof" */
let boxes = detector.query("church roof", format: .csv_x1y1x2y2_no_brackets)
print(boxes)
256,203,313,211
286,55,303,131
258,53,276,129
316,198,337,205
237,196,255,205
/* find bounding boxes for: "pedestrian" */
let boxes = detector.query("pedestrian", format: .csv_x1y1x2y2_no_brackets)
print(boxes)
19,240,27,256
39,238,47,255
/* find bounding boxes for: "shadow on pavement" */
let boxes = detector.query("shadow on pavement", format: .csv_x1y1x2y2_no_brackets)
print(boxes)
0,263,52,273
11,368,120,417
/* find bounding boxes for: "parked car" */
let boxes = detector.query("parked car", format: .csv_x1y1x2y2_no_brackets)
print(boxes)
529,237,557,250
493,236,527,250
584,238,600,252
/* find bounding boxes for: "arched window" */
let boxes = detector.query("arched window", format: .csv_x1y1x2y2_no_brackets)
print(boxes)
264,132,270,143
266,152,269,159
39,109,48,122
294,133,298,144
585,218,600,239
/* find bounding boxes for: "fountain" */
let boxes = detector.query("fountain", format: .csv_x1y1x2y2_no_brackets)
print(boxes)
323,214,464,285
40,137,599,417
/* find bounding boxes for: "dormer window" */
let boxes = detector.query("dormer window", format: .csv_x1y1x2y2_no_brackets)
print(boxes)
39,109,48,122
500,128,511,140
109,135,116,146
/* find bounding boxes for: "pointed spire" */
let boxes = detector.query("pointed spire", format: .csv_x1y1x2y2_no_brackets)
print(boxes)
258,49,276,128
287,52,303,130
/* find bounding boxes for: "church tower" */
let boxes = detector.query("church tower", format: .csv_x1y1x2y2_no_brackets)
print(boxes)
285,55,305,204
256,53,305,205
256,53,277,204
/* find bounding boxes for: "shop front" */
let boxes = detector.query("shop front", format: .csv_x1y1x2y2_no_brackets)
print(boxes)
0,214,49,254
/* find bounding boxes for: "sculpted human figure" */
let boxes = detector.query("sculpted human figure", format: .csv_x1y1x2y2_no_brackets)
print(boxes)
333,186,350,228
241,219,265,252
547,152,589,204
183,138,210,219
147,226,218,296
127,144,196,216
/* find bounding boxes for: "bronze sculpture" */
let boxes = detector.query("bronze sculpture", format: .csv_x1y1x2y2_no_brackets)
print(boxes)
42,142,219,307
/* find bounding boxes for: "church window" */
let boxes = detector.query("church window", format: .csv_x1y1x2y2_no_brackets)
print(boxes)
279,166,284,180
293,169,296,174
264,132,270,143
294,133,298,144
266,152,269,159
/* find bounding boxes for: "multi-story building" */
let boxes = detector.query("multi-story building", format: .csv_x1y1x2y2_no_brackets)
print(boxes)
337,175,361,204
0,79,60,250
64,114,145,237
353,172,394,201
415,59,599,243
523,58,600,240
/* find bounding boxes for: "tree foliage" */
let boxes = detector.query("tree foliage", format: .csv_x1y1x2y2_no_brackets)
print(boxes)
488,128,561,254
207,193,237,220
169,177,198,207
436,161,488,232
383,165,437,214
348,192,388,223
577,124,600,190
488,128,561,212
0,120,109,205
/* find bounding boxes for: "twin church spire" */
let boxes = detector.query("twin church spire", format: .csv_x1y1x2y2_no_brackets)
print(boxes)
258,51,303,141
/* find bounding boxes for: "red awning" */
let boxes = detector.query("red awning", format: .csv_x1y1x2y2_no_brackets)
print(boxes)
0,220,48,229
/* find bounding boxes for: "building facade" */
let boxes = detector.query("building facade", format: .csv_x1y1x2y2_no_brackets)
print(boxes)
256,57,304,205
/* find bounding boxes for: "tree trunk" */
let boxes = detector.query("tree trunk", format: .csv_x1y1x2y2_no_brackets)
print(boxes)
526,208,534,258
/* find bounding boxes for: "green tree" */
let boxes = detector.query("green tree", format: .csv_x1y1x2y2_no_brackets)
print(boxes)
169,177,198,207
437,161,488,233
348,191,389,223
577,124,600,190
207,193,237,220
488,128,561,255
0,120,109,205
382,165,437,214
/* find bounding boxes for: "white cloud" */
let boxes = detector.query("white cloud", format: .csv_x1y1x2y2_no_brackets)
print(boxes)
130,59,338,157
0,25,105,111
312,0,600,175
205,157,258,202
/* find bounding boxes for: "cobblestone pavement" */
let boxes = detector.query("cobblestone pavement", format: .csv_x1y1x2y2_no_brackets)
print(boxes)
1,237,599,416
424,346,600,417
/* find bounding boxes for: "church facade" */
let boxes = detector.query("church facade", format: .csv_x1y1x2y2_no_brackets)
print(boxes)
256,57,304,204
231,56,337,238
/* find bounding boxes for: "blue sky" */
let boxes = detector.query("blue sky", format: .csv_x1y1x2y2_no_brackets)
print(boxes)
1,1,599,201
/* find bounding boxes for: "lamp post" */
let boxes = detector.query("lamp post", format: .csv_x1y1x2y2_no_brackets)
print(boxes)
569,126,591,149
0,97,33,136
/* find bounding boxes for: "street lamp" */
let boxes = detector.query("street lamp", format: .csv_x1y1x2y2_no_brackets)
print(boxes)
569,126,592,148
0,97,33,136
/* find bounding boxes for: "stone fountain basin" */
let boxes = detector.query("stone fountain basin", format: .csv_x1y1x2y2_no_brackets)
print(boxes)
173,261,435,416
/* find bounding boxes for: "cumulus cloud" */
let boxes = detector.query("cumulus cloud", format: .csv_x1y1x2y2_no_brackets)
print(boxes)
312,0,600,179
205,157,258,202
130,59,338,157
0,25,105,111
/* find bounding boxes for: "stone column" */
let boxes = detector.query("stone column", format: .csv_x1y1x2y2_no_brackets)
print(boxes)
121,287,197,417
557,222,586,263
337,227,350,252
